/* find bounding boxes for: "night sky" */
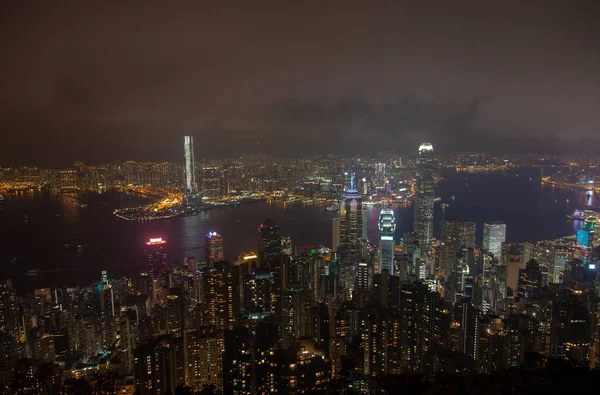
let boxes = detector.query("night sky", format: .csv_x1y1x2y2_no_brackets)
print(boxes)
1,1,599,166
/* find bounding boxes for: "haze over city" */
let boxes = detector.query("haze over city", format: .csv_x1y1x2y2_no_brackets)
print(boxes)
2,1,600,166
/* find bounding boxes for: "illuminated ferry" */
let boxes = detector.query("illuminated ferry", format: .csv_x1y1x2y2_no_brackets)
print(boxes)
568,209,586,220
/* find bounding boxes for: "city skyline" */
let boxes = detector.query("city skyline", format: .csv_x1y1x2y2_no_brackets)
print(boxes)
2,2,600,392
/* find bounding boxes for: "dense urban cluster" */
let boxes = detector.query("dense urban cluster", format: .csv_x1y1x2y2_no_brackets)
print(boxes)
1,142,600,394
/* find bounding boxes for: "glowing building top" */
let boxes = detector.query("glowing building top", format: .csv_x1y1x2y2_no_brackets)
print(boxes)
146,237,167,246
419,142,434,152
344,172,361,199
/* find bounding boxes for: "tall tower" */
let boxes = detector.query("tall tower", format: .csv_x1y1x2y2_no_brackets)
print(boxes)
183,136,196,195
339,173,363,297
483,221,506,259
378,207,396,274
413,143,435,251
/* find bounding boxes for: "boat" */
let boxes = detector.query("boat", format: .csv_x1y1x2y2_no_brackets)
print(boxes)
325,202,340,212
441,203,450,208
434,197,442,202
26,268,41,276
64,243,83,251
567,209,586,220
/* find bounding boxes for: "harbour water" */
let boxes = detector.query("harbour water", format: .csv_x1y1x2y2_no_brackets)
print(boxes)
0,167,598,293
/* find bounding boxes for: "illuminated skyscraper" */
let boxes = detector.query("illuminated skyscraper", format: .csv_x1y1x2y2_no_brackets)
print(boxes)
413,143,435,251
183,136,196,195
339,173,363,297
205,231,224,264
483,221,506,259
378,207,396,274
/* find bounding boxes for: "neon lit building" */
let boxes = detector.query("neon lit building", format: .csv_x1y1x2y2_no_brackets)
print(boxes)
378,207,396,274
146,237,167,263
183,136,196,195
205,231,224,264
339,173,363,297
413,143,435,251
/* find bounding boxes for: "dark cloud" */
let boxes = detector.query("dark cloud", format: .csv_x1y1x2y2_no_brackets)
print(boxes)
1,1,599,166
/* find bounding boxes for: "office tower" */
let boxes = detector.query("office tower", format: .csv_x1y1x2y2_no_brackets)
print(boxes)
441,218,476,249
183,136,196,195
205,231,224,264
378,207,396,274
258,218,282,270
183,327,224,392
483,221,506,259
339,173,363,297
201,166,222,198
413,143,435,251
440,217,476,276
145,237,167,263
332,217,341,252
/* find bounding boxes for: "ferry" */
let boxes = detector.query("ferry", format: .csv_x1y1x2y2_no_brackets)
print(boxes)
567,209,586,220
325,202,340,212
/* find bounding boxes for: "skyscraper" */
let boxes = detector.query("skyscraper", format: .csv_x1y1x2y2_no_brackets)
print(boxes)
332,217,341,252
483,221,506,259
200,166,222,198
258,218,282,270
413,143,435,251
205,231,224,264
339,173,363,297
378,207,396,274
440,218,476,273
183,136,196,195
